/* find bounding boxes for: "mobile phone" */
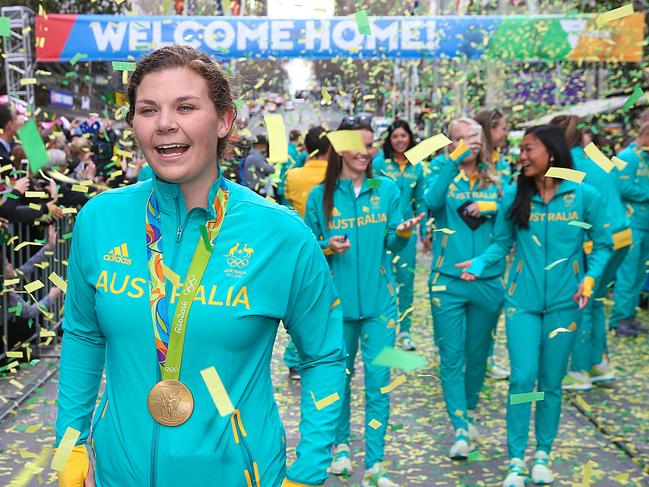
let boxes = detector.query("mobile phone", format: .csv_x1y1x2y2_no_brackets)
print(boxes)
342,234,348,242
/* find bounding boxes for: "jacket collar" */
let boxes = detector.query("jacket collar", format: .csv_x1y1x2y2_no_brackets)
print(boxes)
336,176,370,197
151,171,225,220
531,179,578,203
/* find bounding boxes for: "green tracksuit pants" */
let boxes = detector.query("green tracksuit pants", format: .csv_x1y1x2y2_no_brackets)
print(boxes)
506,306,577,459
284,338,300,368
393,234,417,334
335,316,395,469
429,273,503,430
570,245,629,371
611,228,649,325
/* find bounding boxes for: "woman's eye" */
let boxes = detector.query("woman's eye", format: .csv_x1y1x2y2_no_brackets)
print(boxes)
139,107,155,115
179,105,195,112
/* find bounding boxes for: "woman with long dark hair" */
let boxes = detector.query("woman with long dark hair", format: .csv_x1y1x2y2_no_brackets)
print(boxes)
457,125,612,487
474,108,513,186
305,118,423,487
372,120,426,351
551,115,631,390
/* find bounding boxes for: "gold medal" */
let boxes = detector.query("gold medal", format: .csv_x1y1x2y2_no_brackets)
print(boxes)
147,380,194,426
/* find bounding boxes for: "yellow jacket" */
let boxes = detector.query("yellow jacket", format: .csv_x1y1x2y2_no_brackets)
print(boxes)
284,159,328,217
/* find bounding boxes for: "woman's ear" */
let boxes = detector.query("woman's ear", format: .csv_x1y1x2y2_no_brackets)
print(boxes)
217,108,236,139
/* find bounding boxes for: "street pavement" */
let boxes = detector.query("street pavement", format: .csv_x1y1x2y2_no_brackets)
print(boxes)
0,252,648,486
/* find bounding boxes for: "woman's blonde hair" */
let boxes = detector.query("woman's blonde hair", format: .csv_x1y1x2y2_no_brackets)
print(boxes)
448,117,500,190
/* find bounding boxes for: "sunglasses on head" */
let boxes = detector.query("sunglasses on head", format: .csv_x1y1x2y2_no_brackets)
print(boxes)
340,114,373,130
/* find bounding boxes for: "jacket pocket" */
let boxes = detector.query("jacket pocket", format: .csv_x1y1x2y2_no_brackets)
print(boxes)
507,260,523,297
230,409,260,487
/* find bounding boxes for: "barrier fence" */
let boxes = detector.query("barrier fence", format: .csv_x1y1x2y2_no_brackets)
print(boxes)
0,216,75,364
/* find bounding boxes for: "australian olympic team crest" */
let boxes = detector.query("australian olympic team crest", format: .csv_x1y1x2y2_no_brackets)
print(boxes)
224,242,254,279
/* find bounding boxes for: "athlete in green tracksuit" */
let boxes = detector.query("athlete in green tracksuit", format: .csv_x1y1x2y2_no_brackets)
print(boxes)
610,130,649,336
424,117,505,459
304,119,422,487
55,174,347,487
459,125,613,487
372,125,426,351
564,144,630,387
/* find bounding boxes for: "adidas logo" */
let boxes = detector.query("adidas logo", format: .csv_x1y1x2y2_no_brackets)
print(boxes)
104,243,132,265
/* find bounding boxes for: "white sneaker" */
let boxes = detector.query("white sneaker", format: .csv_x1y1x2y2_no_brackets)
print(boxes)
397,332,416,351
487,357,510,380
561,370,592,391
531,451,554,484
589,360,615,383
330,444,352,475
467,421,481,441
449,428,474,459
362,463,399,487
503,458,528,487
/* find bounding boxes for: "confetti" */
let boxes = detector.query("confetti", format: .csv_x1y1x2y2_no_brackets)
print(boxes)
368,418,382,429
544,167,586,183
310,391,340,410
380,375,406,394
581,459,596,486
321,87,332,104
583,143,614,173
112,61,136,71
24,280,45,294
623,83,644,111
611,157,628,171
48,272,67,293
404,134,452,164
568,221,592,230
548,322,577,338
595,3,634,28
19,78,37,86
70,52,88,65
51,427,81,471
200,366,235,416
510,391,545,405
544,258,567,271
0,17,10,37
327,130,367,154
264,114,289,163
367,179,381,188
18,120,49,173
372,346,427,371
354,10,372,36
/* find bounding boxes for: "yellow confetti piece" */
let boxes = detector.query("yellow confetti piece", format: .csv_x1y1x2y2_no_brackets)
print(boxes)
431,285,447,292
9,379,24,389
24,280,44,294
368,419,382,429
19,78,37,86
544,167,586,183
13,241,43,252
40,330,56,337
254,78,265,90
404,134,452,163
544,258,567,271
115,148,133,159
8,446,51,487
583,142,613,173
62,207,78,214
264,114,289,163
581,459,596,486
122,70,128,84
532,235,542,247
548,322,577,338
26,423,42,434
595,3,634,28
28,203,41,211
200,366,235,416
310,391,340,410
575,394,591,414
321,87,332,103
24,191,48,198
380,375,406,394
51,427,81,471
327,130,367,154
433,228,455,234
48,272,67,293
614,473,629,483
6,351,23,359
398,306,415,323
611,156,628,171
71,184,89,193
4,278,20,286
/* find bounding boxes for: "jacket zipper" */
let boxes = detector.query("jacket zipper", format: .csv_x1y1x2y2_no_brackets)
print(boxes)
543,200,548,313
231,410,258,487
150,197,185,487
352,191,364,320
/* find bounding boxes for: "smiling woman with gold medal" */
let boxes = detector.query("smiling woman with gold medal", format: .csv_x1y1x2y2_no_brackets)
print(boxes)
54,45,346,487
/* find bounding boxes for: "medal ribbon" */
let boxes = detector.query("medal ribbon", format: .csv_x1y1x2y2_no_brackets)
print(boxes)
146,179,229,380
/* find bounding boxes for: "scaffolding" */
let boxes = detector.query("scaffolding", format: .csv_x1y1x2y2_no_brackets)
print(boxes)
1,6,36,109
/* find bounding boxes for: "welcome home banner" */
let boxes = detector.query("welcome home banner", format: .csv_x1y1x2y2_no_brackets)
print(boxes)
35,13,644,62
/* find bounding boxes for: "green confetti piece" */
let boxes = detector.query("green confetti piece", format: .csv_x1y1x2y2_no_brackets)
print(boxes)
112,61,137,72
544,258,567,271
0,17,10,37
70,53,88,65
5,192,19,200
354,9,372,36
62,232,73,240
371,346,427,372
65,71,76,78
623,83,644,111
468,450,485,462
568,221,592,230
17,120,48,173
510,391,545,405
367,179,381,189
